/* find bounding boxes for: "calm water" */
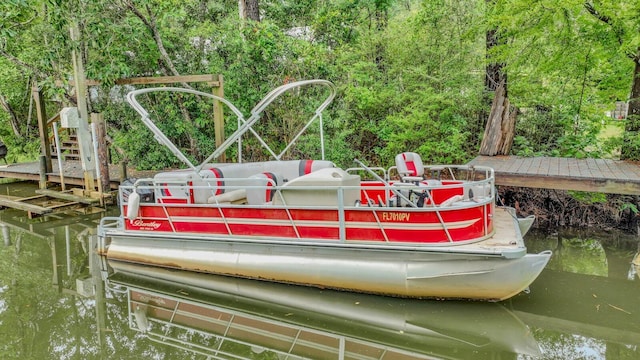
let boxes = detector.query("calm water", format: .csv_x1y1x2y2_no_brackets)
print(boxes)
0,183,639,359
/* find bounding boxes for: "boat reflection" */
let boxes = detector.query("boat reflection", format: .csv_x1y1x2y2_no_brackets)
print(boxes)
104,260,541,359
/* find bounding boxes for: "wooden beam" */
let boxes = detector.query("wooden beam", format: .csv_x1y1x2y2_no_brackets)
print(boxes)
0,171,40,182
493,173,640,195
86,75,221,87
39,155,48,189
0,197,53,215
45,201,81,210
15,194,48,202
35,189,100,204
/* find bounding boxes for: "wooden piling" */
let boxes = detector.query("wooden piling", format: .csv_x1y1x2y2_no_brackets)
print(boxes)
70,23,96,191
213,74,225,162
39,155,48,189
92,113,110,193
33,87,52,173
120,161,128,182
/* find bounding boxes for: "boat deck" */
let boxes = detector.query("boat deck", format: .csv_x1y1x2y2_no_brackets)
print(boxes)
452,207,523,257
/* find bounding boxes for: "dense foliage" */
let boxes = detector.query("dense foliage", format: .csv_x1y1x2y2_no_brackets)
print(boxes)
0,0,638,169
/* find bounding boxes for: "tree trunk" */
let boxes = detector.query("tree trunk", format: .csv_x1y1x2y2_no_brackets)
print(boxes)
122,0,198,157
621,50,640,160
479,80,516,156
373,2,389,72
481,5,513,156
485,29,506,94
0,94,23,139
123,1,191,89
239,0,259,21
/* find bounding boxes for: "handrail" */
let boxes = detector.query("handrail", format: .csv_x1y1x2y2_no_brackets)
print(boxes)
271,190,303,239
46,112,61,126
360,189,390,242
353,159,415,208
117,165,495,244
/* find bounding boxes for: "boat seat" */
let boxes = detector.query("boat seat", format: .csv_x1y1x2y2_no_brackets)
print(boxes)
208,189,247,204
246,172,281,205
465,183,492,201
272,168,361,206
152,160,336,204
203,160,335,183
395,152,424,182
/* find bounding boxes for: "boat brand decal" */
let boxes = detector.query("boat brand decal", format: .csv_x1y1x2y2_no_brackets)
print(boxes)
381,212,411,222
131,219,163,230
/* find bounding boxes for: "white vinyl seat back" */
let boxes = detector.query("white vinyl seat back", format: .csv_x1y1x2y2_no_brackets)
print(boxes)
246,172,281,205
395,152,424,181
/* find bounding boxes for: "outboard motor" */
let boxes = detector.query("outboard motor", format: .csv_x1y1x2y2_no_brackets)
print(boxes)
120,178,155,203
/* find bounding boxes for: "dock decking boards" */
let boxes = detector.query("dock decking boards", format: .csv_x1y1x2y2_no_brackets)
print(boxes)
468,156,640,195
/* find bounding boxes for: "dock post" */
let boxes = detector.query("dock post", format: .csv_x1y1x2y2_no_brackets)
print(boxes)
70,24,96,192
39,155,48,189
119,161,128,182
212,74,225,162
92,113,110,193
33,87,52,173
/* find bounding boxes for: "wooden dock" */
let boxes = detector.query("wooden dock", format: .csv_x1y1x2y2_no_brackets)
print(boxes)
0,160,154,189
468,156,640,195
0,160,153,217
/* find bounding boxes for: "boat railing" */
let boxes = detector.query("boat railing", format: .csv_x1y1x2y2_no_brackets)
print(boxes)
97,216,123,252
121,177,494,209
387,164,495,182
345,166,388,180
120,168,495,243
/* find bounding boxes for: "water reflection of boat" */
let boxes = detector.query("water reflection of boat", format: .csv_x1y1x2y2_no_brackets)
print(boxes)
105,261,541,359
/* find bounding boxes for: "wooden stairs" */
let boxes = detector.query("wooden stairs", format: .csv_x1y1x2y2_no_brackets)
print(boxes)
51,131,81,161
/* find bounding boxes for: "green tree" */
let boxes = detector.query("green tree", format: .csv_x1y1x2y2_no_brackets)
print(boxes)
488,0,638,158
1,0,638,171
582,1,640,159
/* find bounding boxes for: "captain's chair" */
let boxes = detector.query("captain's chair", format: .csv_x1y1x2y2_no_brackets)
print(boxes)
395,152,425,182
